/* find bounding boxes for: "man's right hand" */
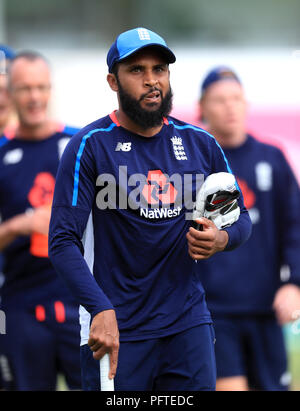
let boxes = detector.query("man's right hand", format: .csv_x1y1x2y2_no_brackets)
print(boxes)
0,206,51,251
88,309,120,380
9,206,51,236
8,212,33,236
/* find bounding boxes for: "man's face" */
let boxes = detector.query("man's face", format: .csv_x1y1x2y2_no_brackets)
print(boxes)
200,80,247,136
111,48,173,128
0,73,12,130
9,58,51,128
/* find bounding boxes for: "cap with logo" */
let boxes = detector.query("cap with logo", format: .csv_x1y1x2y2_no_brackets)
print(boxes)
107,27,176,73
201,66,241,96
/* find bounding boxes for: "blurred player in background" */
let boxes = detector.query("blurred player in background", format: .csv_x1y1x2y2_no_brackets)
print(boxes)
198,66,300,391
0,45,16,390
49,28,252,391
0,51,82,390
0,45,17,145
0,45,16,298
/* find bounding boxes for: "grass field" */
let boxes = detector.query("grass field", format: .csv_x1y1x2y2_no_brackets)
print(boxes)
289,351,300,390
56,375,68,391
285,324,300,391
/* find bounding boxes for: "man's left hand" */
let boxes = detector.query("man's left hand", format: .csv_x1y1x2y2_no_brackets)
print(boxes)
186,217,229,260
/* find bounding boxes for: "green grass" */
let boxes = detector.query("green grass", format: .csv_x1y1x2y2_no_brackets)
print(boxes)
56,374,68,391
289,351,300,390
285,324,300,391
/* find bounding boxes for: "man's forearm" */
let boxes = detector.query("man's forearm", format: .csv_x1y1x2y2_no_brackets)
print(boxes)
224,209,252,251
217,230,229,251
0,211,36,251
49,235,114,317
0,217,21,251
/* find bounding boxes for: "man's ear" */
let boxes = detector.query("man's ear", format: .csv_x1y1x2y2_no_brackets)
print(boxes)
107,73,118,92
198,98,205,123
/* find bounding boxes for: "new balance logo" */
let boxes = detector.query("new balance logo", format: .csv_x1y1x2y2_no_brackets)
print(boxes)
115,142,132,152
137,28,151,41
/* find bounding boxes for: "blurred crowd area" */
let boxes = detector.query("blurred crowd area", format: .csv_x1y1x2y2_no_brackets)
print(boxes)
1,0,300,390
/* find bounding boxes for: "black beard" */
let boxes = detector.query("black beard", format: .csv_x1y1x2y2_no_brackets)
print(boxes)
117,79,173,129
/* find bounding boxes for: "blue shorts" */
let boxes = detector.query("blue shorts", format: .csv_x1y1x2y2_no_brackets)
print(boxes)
213,314,289,390
81,324,216,391
0,297,81,391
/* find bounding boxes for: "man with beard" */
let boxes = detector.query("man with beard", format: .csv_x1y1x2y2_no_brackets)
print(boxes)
49,28,252,391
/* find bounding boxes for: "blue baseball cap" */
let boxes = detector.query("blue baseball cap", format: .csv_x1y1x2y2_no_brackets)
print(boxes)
201,66,241,96
107,27,176,73
0,44,16,60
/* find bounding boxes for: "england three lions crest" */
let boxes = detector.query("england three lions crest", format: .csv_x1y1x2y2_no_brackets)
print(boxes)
170,136,188,161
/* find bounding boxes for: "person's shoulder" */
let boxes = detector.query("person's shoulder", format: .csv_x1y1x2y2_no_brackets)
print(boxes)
75,115,116,138
0,133,18,153
248,133,280,151
61,125,81,137
167,116,214,140
0,123,18,148
248,134,286,159
0,134,10,150
0,136,20,171
64,115,115,143
167,115,205,132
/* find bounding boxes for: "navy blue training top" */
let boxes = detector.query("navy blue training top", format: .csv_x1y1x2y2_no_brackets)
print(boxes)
49,113,252,341
200,135,300,315
0,125,79,302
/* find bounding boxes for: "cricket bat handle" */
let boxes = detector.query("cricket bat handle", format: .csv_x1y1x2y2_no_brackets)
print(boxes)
100,353,115,391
